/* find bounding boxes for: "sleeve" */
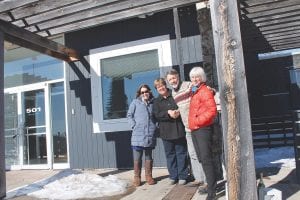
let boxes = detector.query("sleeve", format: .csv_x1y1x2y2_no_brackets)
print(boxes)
196,88,217,127
153,99,170,122
127,101,136,129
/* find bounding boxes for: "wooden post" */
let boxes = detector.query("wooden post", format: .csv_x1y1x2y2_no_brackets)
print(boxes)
209,1,257,200
173,8,185,81
0,30,6,199
196,2,217,88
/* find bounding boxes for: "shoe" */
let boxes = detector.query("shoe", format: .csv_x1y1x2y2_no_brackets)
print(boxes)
198,184,208,194
206,193,217,200
178,180,187,185
169,179,177,185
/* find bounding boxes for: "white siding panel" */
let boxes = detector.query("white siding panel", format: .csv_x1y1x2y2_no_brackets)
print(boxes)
170,35,203,66
170,38,179,66
193,35,203,61
181,37,189,64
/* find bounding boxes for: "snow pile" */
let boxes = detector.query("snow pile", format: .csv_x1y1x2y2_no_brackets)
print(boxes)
28,173,128,199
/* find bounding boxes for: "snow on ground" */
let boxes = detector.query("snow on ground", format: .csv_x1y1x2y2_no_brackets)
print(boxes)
6,169,128,200
5,146,295,199
28,173,128,199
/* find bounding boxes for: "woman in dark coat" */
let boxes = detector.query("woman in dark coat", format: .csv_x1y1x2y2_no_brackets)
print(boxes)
127,84,157,186
153,78,189,185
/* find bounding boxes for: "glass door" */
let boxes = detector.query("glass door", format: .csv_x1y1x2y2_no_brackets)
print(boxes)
22,89,47,166
4,87,48,169
4,82,68,169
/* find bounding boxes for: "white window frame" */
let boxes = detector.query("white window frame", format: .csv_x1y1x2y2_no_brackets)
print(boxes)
89,35,172,133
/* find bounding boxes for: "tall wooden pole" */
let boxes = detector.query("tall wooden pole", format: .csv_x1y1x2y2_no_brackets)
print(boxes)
173,8,185,81
0,30,6,199
209,1,257,200
197,2,217,88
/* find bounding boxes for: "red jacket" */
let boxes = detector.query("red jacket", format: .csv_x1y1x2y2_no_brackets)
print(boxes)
188,83,217,131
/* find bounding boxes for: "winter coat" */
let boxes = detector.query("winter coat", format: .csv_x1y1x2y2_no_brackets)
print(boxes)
188,83,217,131
127,97,157,147
153,91,186,140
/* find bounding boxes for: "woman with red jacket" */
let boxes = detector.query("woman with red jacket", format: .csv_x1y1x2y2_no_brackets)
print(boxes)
188,67,218,200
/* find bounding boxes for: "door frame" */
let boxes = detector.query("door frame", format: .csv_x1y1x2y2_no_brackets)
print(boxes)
4,79,67,169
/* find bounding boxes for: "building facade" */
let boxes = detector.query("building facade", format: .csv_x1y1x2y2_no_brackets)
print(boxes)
4,5,205,170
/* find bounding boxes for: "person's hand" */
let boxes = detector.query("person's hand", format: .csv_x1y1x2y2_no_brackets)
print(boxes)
167,110,175,118
168,110,180,119
174,110,180,118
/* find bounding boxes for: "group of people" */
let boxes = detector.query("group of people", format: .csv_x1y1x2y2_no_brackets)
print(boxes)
127,67,219,200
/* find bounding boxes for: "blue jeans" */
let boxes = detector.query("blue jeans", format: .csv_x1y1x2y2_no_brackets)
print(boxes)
162,137,189,180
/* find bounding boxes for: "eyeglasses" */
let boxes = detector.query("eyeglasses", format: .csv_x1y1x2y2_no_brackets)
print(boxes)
141,91,149,94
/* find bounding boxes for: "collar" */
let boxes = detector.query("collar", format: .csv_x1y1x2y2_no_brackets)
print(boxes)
174,81,182,92
157,89,172,101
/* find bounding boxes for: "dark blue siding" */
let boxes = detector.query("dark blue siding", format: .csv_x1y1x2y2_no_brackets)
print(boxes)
64,7,200,169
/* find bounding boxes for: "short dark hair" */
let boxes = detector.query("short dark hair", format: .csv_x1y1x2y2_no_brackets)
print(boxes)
165,69,179,78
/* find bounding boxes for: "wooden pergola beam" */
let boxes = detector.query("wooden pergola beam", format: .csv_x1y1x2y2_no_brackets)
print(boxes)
0,0,39,13
47,0,199,35
210,0,257,199
0,19,80,62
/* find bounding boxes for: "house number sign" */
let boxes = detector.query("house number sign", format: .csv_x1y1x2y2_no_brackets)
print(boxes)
26,107,41,113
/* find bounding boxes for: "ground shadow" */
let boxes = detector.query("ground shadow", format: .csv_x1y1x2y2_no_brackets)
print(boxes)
256,167,281,178
96,169,131,177
267,169,300,199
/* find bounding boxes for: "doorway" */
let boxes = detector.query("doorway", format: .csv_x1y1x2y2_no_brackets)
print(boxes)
4,82,68,169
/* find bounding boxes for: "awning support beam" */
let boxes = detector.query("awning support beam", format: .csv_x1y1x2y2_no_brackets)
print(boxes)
0,19,80,62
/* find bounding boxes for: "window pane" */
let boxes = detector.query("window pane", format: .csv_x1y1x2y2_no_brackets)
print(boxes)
4,54,64,88
101,50,159,120
4,93,19,166
4,37,64,88
51,82,68,163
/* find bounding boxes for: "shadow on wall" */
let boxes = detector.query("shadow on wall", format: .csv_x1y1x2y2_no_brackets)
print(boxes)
105,131,133,169
68,59,92,115
69,78,92,115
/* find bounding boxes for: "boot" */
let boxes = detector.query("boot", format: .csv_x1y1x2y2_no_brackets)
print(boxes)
145,160,156,185
133,160,141,187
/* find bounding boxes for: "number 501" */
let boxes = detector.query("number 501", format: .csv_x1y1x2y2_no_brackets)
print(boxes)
26,107,41,113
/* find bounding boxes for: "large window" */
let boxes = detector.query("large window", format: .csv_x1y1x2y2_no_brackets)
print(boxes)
4,37,64,88
90,36,172,133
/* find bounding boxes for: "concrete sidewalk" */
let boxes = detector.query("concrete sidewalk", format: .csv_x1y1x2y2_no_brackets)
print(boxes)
4,167,300,200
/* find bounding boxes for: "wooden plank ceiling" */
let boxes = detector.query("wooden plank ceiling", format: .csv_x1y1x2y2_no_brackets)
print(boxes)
0,0,300,54
0,0,199,38
240,0,300,53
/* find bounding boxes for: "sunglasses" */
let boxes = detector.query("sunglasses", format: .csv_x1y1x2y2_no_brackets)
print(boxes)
141,91,149,94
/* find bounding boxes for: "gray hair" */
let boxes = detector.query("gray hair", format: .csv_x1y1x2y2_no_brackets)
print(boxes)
189,66,207,82
165,69,179,77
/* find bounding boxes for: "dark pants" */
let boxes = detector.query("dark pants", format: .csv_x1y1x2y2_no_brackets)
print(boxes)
133,149,153,162
192,127,217,195
162,137,189,180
